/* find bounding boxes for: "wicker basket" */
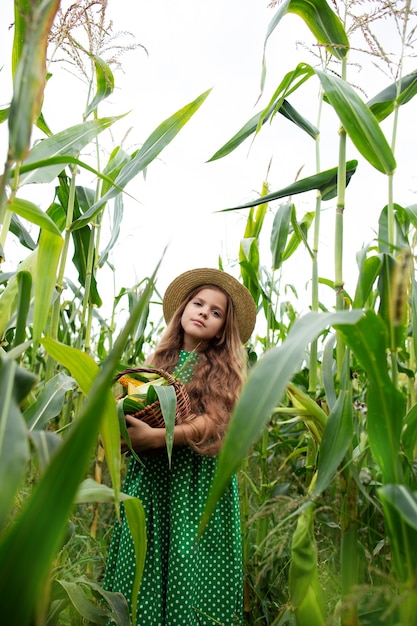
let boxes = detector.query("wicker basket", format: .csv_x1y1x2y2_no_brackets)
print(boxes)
114,366,192,428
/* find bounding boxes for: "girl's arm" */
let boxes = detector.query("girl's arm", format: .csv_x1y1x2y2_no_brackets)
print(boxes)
122,412,218,454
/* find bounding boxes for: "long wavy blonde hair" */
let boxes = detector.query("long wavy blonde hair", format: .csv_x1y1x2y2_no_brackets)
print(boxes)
147,285,247,455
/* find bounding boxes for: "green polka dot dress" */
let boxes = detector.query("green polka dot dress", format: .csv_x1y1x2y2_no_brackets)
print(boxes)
104,351,243,625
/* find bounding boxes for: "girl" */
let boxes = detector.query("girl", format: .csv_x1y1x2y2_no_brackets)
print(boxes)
104,267,257,626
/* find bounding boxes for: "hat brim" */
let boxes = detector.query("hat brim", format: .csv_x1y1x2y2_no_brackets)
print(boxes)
162,268,256,344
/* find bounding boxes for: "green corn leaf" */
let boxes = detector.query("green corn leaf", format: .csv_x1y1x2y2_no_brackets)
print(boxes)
316,70,396,175
8,197,61,235
286,382,328,442
0,356,34,530
0,107,9,123
12,0,31,77
10,213,36,250
8,0,60,161
282,209,315,262
221,160,358,212
322,333,337,409
116,401,141,462
271,202,292,270
154,384,177,468
367,70,417,122
32,230,63,348
24,372,77,431
261,0,349,94
85,55,115,117
199,309,363,534
99,195,123,268
18,115,126,185
29,430,62,474
71,185,102,307
239,240,262,307
257,63,316,134
313,352,353,496
378,204,409,254
14,270,32,348
53,579,109,623
412,276,417,378
75,478,130,504
71,89,212,230
353,254,382,308
289,505,325,626
76,577,131,626
402,401,417,460
100,146,132,197
0,249,37,341
124,498,147,626
16,154,128,196
379,484,417,587
208,94,318,162
335,311,405,483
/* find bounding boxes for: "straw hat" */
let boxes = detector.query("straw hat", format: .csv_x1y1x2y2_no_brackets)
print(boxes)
163,267,257,343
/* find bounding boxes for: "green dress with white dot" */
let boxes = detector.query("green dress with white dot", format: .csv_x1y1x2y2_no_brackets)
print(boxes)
103,350,243,625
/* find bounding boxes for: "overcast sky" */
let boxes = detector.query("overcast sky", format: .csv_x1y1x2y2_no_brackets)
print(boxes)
1,0,416,319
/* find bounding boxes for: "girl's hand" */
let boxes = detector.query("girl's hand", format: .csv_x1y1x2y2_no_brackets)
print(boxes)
121,414,165,454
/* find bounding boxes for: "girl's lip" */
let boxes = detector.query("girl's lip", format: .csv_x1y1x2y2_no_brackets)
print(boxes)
192,319,205,327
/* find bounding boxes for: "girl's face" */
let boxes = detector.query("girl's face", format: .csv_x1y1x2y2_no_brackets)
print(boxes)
180,287,227,351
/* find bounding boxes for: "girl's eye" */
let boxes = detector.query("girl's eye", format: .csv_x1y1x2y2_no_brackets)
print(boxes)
212,310,221,318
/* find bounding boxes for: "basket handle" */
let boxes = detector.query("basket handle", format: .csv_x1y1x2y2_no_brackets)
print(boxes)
114,366,176,386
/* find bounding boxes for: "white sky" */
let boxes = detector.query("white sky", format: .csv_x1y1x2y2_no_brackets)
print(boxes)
1,0,416,324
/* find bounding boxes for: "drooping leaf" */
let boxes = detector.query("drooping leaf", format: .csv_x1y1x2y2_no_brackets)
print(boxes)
270,202,292,270
8,197,61,235
208,93,318,162
85,56,115,117
10,213,36,250
24,372,77,431
53,579,109,623
154,384,177,467
367,70,417,122
221,160,358,212
260,0,349,94
316,70,396,175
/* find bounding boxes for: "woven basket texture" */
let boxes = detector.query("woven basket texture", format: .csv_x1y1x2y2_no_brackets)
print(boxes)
114,366,192,428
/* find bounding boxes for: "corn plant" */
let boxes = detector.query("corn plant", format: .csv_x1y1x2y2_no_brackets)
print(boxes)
0,1,210,624
201,1,417,625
